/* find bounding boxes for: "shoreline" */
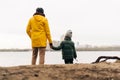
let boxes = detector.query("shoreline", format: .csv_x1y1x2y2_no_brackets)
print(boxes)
0,49,120,52
0,62,120,80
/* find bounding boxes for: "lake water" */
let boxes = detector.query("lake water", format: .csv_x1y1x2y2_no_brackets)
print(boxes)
0,51,120,67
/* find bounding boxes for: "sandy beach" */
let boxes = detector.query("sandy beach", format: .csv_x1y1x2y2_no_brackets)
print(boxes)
0,62,120,80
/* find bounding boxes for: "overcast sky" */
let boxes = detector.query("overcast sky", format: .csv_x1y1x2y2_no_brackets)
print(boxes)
0,0,120,48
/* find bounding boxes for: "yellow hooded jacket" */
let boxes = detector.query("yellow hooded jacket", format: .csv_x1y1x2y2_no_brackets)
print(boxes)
26,15,52,47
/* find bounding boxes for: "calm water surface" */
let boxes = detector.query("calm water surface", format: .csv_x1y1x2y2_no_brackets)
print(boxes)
0,51,120,67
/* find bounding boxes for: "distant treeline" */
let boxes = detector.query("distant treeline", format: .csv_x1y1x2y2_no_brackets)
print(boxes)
0,46,120,52
0,49,31,52
76,46,120,51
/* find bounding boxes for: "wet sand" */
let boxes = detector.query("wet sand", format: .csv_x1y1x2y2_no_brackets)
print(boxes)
0,62,120,80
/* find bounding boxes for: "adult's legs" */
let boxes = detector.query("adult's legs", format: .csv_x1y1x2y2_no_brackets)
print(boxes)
32,47,38,65
39,47,46,64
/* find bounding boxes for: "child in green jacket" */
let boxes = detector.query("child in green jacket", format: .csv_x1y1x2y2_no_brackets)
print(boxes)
52,30,77,64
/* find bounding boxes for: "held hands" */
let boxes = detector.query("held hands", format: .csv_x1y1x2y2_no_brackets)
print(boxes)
49,43,53,49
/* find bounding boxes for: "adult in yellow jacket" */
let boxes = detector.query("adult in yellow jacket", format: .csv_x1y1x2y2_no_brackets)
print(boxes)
26,7,52,65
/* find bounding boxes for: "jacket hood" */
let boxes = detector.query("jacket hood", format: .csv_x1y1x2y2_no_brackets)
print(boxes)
33,12,45,17
33,15,44,22
33,12,45,22
34,15,41,22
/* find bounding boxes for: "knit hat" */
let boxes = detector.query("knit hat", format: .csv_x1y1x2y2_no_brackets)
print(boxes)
36,7,44,14
65,30,72,38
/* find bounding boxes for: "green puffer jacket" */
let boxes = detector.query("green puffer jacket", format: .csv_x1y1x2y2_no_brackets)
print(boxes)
52,36,77,59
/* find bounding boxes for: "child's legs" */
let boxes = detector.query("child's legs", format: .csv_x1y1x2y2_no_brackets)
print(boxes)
64,59,69,64
69,59,73,64
64,59,73,64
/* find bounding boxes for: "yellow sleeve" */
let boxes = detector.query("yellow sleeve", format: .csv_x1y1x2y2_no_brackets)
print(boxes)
44,19,52,43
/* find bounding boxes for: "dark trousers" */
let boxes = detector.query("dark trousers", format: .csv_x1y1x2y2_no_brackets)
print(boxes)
64,59,73,64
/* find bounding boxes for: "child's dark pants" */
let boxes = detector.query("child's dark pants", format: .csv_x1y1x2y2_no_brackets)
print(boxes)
64,59,73,64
